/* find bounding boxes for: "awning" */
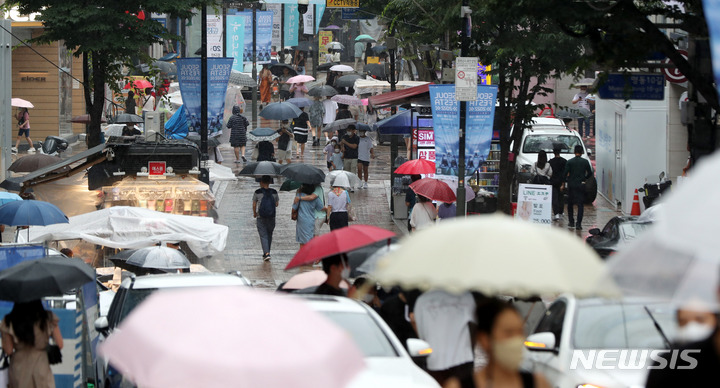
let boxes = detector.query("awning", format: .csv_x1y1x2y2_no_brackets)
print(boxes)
376,110,413,135
368,83,430,109
1,144,109,192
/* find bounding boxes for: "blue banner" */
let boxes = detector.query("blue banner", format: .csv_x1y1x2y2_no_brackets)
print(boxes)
176,58,234,136
703,0,720,97
284,4,299,47
226,15,245,72
256,11,274,64
429,85,498,178
241,11,254,72
316,4,325,32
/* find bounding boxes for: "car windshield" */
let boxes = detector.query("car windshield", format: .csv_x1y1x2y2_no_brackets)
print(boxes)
620,222,650,241
523,134,581,154
573,303,676,349
119,288,157,323
320,311,399,357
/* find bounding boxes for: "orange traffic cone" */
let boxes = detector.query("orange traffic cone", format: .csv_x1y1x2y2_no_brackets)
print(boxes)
630,189,641,216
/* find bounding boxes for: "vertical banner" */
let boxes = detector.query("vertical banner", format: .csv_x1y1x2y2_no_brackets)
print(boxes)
318,31,333,63
284,4,299,47
226,15,245,72
704,0,720,97
256,11,273,64
303,6,314,35
316,4,326,32
206,15,223,57
429,84,498,178
176,58,234,136
266,4,283,50
241,11,254,72
516,183,552,225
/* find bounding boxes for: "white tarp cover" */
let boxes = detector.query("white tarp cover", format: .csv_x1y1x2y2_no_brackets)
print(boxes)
208,161,238,181
27,206,228,258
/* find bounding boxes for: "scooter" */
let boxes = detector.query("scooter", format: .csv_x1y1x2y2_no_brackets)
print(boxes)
38,136,69,157
639,171,672,208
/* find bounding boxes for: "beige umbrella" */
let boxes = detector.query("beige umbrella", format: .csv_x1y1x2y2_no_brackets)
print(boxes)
373,214,617,297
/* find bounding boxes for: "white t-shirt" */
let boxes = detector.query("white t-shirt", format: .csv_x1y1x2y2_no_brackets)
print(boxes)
573,91,589,110
409,202,437,230
322,100,338,124
358,136,373,161
142,95,156,112
414,290,476,371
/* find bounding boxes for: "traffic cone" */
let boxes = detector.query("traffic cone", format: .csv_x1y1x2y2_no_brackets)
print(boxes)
630,189,641,216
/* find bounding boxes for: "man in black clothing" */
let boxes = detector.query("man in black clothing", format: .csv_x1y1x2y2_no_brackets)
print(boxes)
379,288,419,350
562,145,592,230
645,328,720,386
341,125,360,177
315,254,348,296
548,147,567,221
405,175,421,232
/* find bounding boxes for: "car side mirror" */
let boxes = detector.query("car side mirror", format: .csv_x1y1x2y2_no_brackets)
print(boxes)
586,148,592,156
406,338,433,358
94,316,110,336
589,228,601,236
525,332,557,353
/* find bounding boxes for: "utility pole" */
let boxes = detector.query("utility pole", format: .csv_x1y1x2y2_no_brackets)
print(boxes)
456,0,470,216
251,6,258,126
200,5,209,184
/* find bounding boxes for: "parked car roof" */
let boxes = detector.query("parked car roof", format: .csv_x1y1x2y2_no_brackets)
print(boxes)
123,272,251,289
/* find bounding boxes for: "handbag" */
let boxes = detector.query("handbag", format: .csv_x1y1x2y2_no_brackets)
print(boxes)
291,208,298,221
47,338,62,365
347,203,357,222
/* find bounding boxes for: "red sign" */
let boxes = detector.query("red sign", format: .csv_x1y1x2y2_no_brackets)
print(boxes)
417,129,435,148
662,50,688,84
418,149,436,163
148,161,166,176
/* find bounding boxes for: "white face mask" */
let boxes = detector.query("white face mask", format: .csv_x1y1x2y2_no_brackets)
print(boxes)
492,336,525,371
340,265,350,279
334,149,341,154
362,294,374,304
675,321,715,344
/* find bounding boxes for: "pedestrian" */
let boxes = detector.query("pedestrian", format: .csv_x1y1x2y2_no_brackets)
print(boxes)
255,140,275,162
405,174,421,232
308,96,325,145
437,202,456,220
356,129,375,189
1,300,63,388
354,40,365,71
314,254,348,296
673,305,716,346
348,277,380,307
323,137,338,170
227,105,249,163
13,108,34,154
379,288,420,350
292,107,311,158
275,120,293,165
444,298,552,388
289,81,308,99
322,97,339,143
294,52,306,75
340,125,359,176
292,184,325,247
330,144,343,171
531,150,552,185
283,48,293,65
413,290,476,386
410,195,437,232
548,146,567,221
259,64,273,107
125,90,136,114
572,85,591,139
325,181,350,230
253,175,279,261
141,87,155,113
562,145,592,230
335,104,353,139
326,70,338,91
279,67,293,101
365,42,373,65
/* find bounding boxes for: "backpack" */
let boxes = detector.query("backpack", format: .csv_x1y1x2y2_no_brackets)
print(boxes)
258,189,276,218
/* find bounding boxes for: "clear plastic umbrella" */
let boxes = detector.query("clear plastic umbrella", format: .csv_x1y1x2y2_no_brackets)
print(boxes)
126,246,190,270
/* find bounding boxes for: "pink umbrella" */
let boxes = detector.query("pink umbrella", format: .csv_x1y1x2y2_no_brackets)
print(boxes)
282,270,350,290
98,287,365,388
331,94,363,106
287,74,316,84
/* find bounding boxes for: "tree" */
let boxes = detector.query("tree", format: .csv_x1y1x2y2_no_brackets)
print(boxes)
4,0,209,147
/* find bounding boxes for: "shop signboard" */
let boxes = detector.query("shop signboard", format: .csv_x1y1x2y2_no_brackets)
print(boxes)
418,149,436,164
341,8,373,20
319,31,334,63
596,73,665,100
327,0,360,7
417,128,434,147
176,58,234,136
455,57,478,101
148,161,166,177
266,4,283,50
515,183,552,225
207,15,223,57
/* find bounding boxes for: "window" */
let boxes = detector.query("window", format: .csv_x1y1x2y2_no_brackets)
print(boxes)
320,312,398,357
573,303,676,349
522,135,581,154
118,288,157,324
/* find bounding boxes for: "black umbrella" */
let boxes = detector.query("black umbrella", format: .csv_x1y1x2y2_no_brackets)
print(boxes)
0,257,95,302
280,163,325,184
336,74,363,88
269,63,297,77
308,85,338,97
229,72,258,88
553,107,592,119
238,161,284,177
322,118,357,133
108,250,167,275
8,154,67,173
113,113,144,124
364,64,386,78
186,134,221,148
127,246,190,270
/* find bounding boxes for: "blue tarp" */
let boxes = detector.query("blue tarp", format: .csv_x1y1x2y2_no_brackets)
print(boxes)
376,109,412,135
164,105,189,139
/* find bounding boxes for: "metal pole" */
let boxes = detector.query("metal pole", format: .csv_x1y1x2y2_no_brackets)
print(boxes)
200,5,210,185
456,0,469,216
312,4,318,80
281,4,284,63
252,6,258,127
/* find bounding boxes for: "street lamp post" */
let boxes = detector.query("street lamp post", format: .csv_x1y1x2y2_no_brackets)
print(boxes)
251,6,258,127
200,5,209,185
456,0,470,216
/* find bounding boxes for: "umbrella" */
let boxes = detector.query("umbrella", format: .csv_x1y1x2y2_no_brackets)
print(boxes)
322,118,357,134
280,163,326,184
331,94,362,106
269,63,298,77
572,78,595,87
98,287,365,388
0,199,68,227
152,60,177,76
317,62,339,72
330,65,354,73
0,257,95,303
113,113,144,124
355,35,376,43
434,176,476,202
364,64,386,78
373,214,615,297
308,85,338,98
553,107,592,119
371,45,387,54
356,123,375,132
286,75,315,84
322,25,341,30
8,154,66,173
344,239,400,277
186,133,221,148
286,225,396,269
326,42,345,51
238,161,284,177
259,102,302,120
355,243,401,277
286,97,313,108
229,71,258,88
0,192,22,206
70,114,107,124
126,246,191,270
281,270,350,291
325,170,361,188
394,159,436,175
409,178,456,203
124,79,153,90
248,128,281,142
11,98,34,108
336,74,363,88
280,179,303,192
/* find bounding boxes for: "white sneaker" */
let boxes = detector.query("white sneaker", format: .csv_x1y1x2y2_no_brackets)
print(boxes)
11,147,17,153
363,182,368,189
27,147,36,153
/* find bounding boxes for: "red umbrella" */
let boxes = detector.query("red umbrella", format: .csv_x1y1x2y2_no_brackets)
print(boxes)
124,79,153,90
285,225,396,270
394,159,436,175
409,178,456,203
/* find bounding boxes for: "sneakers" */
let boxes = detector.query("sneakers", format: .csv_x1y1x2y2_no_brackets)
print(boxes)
27,147,35,153
262,253,271,262
241,156,247,162
234,160,242,164
11,147,17,153
362,181,368,189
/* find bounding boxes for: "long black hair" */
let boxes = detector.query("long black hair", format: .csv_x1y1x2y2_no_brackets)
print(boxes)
301,183,316,195
537,150,548,169
475,297,518,336
6,300,52,346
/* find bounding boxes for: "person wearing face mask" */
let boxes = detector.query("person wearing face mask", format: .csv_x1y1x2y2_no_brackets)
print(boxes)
445,298,551,388
330,145,344,172
674,306,717,345
314,254,349,297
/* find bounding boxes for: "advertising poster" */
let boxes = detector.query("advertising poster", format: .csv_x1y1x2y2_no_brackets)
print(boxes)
240,11,253,72
429,84,498,178
226,15,245,72
704,0,720,97
303,6,314,35
207,15,223,57
284,4,299,47
515,183,552,225
256,11,274,64
266,3,282,50
176,58,234,136
318,31,333,63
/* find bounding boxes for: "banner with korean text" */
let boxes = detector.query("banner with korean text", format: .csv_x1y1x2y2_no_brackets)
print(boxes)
226,15,245,72
176,58,234,136
284,4,299,47
256,11,274,64
266,3,282,50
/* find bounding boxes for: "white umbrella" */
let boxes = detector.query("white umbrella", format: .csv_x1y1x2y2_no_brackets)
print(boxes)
126,246,190,270
329,64,354,72
11,98,34,108
325,170,361,188
326,42,345,51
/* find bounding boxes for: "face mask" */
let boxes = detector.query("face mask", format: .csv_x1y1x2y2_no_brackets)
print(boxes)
340,265,350,279
492,336,525,371
362,294,374,303
675,321,714,344
334,149,341,154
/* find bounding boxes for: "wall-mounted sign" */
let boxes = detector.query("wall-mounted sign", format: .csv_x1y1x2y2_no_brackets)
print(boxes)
327,0,360,8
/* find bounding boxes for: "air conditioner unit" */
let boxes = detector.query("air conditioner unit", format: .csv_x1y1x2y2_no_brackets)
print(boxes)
144,112,165,141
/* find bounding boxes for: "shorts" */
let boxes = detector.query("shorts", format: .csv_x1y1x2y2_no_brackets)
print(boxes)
343,158,358,173
294,133,308,144
17,128,30,137
327,161,333,169
277,148,292,160
358,160,370,167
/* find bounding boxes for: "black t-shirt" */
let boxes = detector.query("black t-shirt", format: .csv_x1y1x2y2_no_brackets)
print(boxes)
336,109,353,120
293,112,309,129
314,282,346,297
342,134,359,159
645,334,720,387
379,295,417,348
549,156,567,186
257,141,275,161
277,127,291,150
405,189,417,208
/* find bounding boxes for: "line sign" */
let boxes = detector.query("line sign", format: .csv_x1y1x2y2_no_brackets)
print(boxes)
327,0,360,8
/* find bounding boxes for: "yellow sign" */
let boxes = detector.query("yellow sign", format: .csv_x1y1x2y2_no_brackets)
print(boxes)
366,56,379,64
326,0,360,8
478,63,492,85
318,31,334,64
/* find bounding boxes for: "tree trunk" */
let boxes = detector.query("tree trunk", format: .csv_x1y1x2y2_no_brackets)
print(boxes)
496,63,514,214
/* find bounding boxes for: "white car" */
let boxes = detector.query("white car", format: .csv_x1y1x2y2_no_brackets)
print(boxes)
300,295,441,388
523,295,676,388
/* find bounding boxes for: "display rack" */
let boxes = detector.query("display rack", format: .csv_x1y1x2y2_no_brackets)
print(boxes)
472,142,501,194
100,177,215,217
